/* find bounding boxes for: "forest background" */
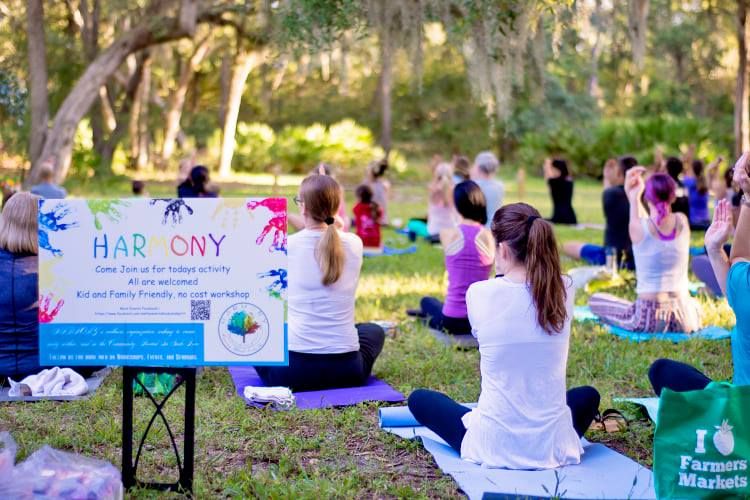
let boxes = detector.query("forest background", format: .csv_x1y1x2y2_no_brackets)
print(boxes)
0,0,747,186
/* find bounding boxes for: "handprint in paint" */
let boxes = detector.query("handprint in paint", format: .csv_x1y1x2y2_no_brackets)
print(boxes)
258,268,287,300
246,198,287,253
38,203,79,256
211,198,249,229
39,293,64,323
149,199,194,225
87,200,129,230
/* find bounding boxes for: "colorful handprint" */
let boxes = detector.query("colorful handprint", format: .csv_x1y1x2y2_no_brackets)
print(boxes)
227,311,260,343
38,203,79,256
211,198,250,229
39,293,64,323
87,200,130,230
149,199,194,225
246,198,287,254
258,268,287,300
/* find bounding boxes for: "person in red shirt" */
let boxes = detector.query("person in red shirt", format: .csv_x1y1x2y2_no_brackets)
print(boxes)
353,184,382,249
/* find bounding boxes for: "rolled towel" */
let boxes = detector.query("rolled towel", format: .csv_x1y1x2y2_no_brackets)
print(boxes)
243,385,295,410
8,367,88,397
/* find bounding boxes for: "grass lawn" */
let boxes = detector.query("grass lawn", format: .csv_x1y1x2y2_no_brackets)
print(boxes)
0,174,735,498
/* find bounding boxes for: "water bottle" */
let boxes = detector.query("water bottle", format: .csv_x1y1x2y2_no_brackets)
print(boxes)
605,246,618,276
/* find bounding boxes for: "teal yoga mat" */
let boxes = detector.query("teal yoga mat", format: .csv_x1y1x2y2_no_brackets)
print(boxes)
379,405,656,499
573,306,731,342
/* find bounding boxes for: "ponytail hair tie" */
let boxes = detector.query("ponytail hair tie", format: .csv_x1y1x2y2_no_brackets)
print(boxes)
526,215,540,231
324,216,335,226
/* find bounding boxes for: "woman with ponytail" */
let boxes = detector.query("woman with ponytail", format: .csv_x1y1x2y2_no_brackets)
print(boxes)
408,203,600,468
255,175,385,391
589,168,702,333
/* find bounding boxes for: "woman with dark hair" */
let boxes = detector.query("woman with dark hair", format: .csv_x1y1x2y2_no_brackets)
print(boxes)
543,158,577,225
408,181,494,335
665,156,690,218
408,203,600,467
365,159,390,225
589,169,702,333
255,175,385,391
177,165,217,198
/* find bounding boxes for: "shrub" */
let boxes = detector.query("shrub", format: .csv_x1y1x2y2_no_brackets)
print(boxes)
233,122,276,172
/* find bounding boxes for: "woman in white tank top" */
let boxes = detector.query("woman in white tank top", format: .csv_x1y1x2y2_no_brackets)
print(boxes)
589,168,702,333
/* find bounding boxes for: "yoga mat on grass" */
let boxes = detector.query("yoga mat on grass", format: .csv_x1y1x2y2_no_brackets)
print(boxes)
614,397,660,423
363,245,418,258
379,405,655,500
0,368,111,402
573,306,731,342
229,366,404,410
429,328,478,349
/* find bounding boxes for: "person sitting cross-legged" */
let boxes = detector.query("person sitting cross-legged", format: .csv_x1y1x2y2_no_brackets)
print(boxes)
408,203,600,467
589,168,702,333
408,181,494,336
255,175,385,392
649,153,750,393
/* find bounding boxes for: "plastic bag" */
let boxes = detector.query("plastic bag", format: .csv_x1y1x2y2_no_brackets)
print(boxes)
0,434,123,500
133,372,179,397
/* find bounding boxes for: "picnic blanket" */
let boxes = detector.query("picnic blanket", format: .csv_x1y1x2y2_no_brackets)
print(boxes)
229,366,404,410
378,405,656,500
573,306,732,342
0,368,111,402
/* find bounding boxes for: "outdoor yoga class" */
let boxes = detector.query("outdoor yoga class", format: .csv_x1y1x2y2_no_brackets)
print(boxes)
2,0,750,498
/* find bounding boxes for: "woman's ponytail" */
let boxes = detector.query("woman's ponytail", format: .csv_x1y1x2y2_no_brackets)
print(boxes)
318,220,345,286
525,218,567,334
300,175,346,286
491,203,567,335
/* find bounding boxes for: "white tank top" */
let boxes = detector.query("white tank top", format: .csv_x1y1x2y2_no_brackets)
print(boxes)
633,217,690,295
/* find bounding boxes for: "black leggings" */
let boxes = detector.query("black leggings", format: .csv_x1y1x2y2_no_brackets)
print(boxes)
420,297,472,335
255,323,385,392
407,386,601,453
648,358,712,396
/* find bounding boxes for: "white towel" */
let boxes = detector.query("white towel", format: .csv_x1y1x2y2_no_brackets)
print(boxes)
243,385,295,410
8,367,89,397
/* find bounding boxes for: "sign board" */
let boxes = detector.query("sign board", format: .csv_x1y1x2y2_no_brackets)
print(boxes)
37,197,288,367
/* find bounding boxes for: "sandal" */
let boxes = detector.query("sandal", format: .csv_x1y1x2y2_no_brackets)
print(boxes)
589,409,629,433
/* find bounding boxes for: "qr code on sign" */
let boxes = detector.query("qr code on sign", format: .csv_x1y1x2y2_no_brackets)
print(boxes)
191,300,211,320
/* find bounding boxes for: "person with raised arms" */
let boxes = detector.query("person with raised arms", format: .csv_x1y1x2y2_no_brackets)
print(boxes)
543,158,578,225
408,181,494,336
407,203,600,467
589,167,702,333
255,175,385,391
649,153,750,392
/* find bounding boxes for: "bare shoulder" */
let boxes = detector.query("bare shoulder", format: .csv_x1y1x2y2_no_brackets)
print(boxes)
440,227,460,246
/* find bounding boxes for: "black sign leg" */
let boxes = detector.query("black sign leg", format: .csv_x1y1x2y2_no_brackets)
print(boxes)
121,366,197,494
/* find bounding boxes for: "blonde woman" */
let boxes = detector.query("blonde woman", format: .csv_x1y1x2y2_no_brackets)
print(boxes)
256,175,385,391
407,162,457,242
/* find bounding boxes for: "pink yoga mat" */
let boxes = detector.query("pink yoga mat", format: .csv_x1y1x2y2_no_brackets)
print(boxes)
228,366,405,410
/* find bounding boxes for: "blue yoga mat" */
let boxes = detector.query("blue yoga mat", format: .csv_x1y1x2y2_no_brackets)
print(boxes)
379,405,656,500
363,245,418,257
573,306,731,342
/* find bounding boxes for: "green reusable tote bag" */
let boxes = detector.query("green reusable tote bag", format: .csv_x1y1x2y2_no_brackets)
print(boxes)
653,382,750,499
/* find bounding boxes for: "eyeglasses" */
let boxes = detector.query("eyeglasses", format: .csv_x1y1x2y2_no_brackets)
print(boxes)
293,196,302,206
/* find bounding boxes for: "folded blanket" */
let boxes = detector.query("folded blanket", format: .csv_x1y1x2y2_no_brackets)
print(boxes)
243,385,295,410
8,367,88,397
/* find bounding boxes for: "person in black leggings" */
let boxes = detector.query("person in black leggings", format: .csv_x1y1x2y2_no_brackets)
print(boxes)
408,387,600,453
255,323,384,392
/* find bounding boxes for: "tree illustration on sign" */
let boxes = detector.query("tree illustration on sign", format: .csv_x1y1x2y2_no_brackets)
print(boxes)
227,311,260,343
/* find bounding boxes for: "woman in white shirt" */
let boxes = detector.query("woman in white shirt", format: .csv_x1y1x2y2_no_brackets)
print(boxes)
407,203,600,469
589,168,702,333
255,175,385,391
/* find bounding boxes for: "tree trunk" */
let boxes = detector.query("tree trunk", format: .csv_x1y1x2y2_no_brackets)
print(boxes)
378,27,393,156
161,37,211,162
627,0,649,73
219,52,231,126
136,57,152,170
218,50,259,178
26,0,49,167
28,4,244,184
736,0,750,158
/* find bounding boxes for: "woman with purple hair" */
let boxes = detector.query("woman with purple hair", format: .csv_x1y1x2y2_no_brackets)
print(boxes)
588,167,702,333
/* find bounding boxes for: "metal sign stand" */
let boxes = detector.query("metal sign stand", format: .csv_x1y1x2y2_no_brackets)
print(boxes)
121,366,197,494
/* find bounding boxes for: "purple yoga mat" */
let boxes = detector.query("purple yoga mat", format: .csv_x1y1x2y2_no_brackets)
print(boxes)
228,366,405,410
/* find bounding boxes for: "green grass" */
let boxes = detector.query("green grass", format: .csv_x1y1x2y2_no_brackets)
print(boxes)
0,174,735,497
